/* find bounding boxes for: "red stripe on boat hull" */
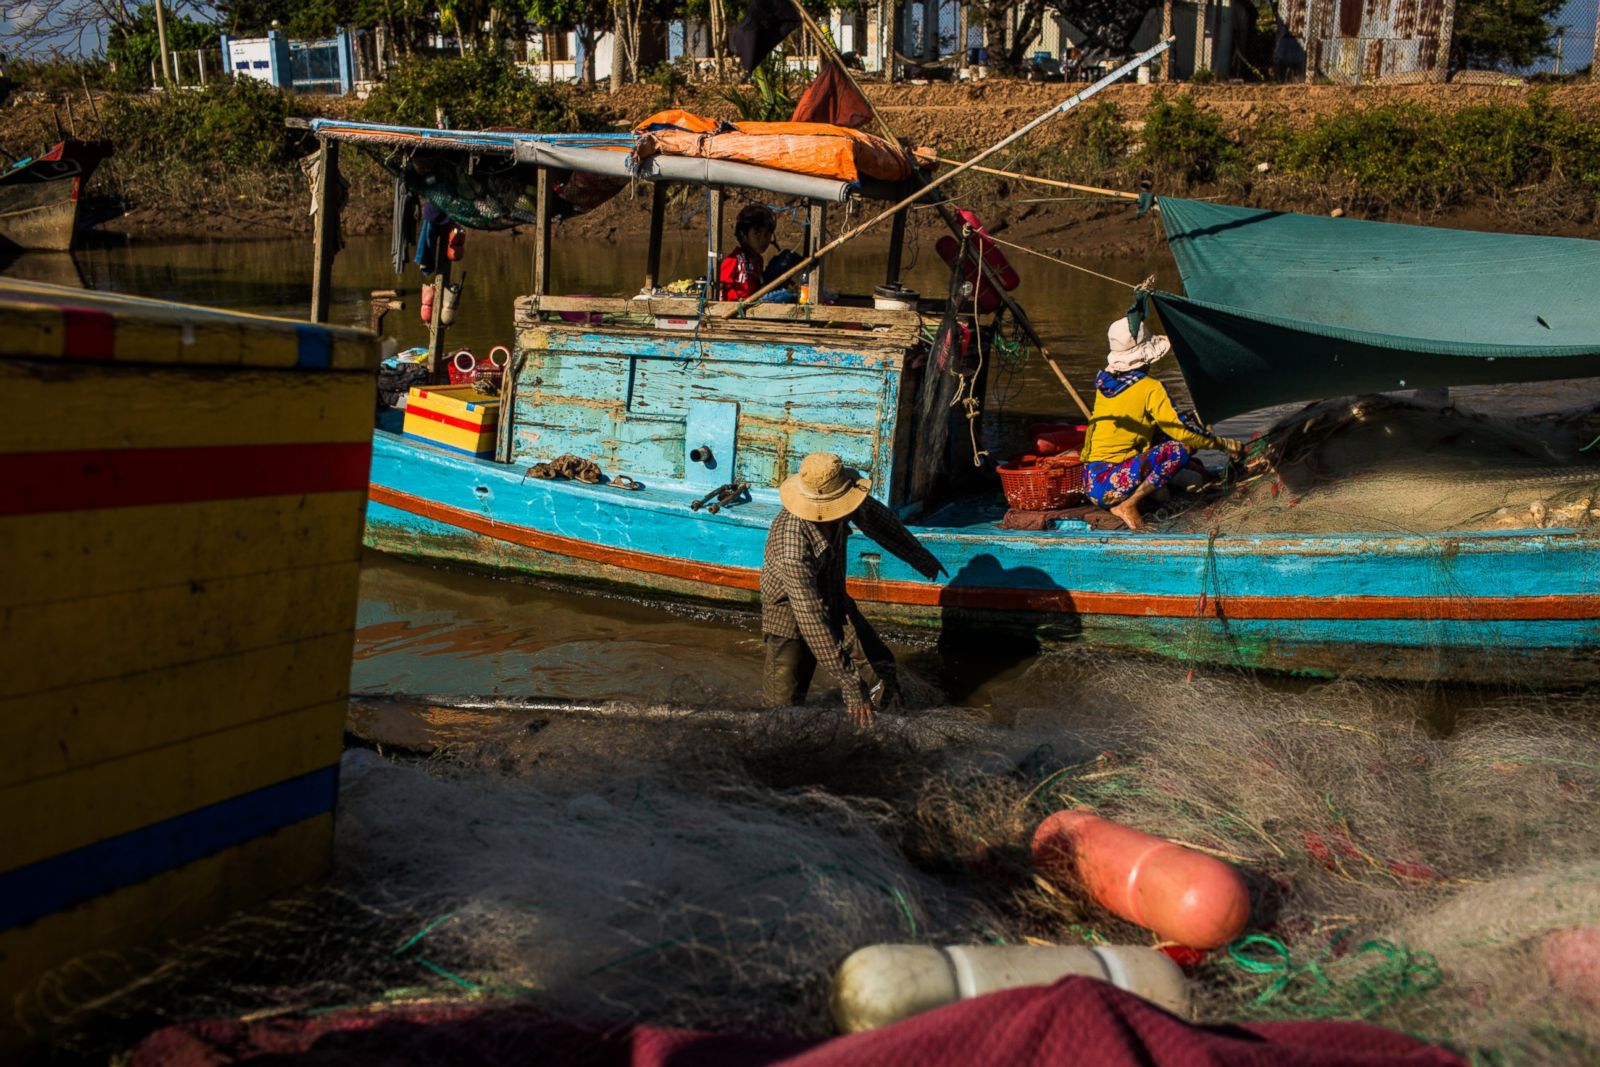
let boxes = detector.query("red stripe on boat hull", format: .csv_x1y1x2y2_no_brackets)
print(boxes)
5,442,374,516
369,486,1600,623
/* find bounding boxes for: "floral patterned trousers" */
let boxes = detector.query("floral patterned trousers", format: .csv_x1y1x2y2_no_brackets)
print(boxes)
1083,441,1191,507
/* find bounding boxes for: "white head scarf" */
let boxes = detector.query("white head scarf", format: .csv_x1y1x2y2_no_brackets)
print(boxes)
1106,316,1172,374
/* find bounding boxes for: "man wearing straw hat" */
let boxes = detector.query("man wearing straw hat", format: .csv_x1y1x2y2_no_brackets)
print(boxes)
762,452,943,726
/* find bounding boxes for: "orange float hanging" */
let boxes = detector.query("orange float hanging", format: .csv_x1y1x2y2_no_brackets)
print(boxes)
1031,810,1251,950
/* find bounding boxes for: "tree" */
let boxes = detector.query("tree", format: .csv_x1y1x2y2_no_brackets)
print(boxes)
1051,0,1153,50
1451,0,1564,70
105,3,218,87
965,0,1048,75
3,0,212,59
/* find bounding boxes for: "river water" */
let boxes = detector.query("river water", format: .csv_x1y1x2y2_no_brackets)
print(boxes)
5,233,1591,712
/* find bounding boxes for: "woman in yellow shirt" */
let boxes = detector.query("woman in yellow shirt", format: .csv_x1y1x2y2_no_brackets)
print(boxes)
1081,317,1245,530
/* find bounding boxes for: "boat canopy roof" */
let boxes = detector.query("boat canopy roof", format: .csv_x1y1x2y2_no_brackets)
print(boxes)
1152,198,1600,421
307,119,917,206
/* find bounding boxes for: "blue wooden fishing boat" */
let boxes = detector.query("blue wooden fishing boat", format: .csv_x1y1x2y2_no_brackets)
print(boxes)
306,119,1600,685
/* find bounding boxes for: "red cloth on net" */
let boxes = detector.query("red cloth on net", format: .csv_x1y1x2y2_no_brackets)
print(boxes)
127,976,1465,1067
789,60,875,130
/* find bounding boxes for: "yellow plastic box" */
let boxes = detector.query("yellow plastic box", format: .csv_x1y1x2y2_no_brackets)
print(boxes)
403,385,501,457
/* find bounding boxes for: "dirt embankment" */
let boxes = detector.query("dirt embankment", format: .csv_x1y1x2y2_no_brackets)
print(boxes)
6,80,1599,253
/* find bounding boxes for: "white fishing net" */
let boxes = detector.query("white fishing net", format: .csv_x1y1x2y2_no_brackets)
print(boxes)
1164,394,1600,535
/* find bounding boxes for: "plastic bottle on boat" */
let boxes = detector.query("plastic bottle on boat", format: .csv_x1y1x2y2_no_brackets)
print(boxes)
831,943,1190,1033
1032,810,1250,950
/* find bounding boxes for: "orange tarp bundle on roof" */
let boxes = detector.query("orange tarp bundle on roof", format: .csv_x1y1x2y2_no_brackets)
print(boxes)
632,110,911,184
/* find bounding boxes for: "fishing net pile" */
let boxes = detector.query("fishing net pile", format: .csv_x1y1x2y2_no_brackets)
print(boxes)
918,659,1600,1060
1162,393,1600,535
24,675,1600,1063
22,711,997,1060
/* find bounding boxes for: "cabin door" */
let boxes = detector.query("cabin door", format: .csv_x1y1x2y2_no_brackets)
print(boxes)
684,399,739,487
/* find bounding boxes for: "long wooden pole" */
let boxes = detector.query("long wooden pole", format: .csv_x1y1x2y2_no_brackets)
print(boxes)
719,37,1172,316
932,155,1139,200
309,137,340,323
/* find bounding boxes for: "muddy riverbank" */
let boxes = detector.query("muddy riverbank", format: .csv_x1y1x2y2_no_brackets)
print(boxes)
7,79,1600,251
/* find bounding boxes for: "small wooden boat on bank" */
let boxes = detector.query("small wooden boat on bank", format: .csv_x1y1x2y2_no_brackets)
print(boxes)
304,117,1600,686
0,138,110,251
0,280,378,1053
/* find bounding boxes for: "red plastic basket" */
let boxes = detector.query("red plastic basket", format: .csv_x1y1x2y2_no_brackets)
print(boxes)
998,456,1085,511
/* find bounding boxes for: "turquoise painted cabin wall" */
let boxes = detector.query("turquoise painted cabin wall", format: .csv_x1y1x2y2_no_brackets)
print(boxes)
513,326,906,499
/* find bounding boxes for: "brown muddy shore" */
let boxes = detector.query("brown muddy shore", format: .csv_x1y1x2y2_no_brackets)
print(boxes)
7,80,1598,256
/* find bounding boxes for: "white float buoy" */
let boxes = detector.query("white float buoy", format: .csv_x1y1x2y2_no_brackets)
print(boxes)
830,943,1191,1033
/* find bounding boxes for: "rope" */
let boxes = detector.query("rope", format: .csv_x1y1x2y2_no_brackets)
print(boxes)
981,231,1142,290
1225,932,1443,1021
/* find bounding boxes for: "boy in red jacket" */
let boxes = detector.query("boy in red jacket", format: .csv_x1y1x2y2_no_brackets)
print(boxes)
719,204,777,300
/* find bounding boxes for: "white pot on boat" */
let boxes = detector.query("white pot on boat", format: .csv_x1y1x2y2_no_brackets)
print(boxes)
873,284,919,311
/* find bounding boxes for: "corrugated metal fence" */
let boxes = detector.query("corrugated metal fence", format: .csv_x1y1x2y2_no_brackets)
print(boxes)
1279,0,1598,83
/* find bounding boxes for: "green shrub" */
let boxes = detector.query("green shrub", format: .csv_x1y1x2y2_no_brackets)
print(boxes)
1265,97,1600,207
102,77,306,169
10,58,112,93
1067,99,1130,168
1272,103,1448,203
358,52,605,132
1141,91,1239,184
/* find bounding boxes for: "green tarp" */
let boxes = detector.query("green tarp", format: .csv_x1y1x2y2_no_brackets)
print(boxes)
1152,198,1600,421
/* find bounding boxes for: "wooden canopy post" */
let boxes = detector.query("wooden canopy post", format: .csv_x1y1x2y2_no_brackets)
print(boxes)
644,182,668,290
807,201,826,303
532,166,552,296
705,187,725,300
885,210,906,285
309,136,341,324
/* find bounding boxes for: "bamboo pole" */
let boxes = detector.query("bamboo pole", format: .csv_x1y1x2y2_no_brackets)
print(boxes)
718,38,1172,316
931,155,1139,200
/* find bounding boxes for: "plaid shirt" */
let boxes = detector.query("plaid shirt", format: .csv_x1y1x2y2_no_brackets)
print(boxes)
761,497,941,698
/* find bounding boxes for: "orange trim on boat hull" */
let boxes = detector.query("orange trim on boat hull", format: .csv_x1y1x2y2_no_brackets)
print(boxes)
368,486,1600,623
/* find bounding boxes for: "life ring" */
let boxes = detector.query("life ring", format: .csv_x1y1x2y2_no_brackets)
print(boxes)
446,349,477,385
935,208,1020,313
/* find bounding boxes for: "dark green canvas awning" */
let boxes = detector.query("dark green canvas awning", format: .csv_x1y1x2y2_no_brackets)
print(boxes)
1152,198,1600,421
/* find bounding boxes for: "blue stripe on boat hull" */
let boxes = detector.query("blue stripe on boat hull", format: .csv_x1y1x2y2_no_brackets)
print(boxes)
0,765,340,932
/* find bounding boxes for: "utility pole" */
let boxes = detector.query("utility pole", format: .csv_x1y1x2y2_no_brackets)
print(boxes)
1303,0,1318,82
1432,0,1457,83
1161,0,1174,81
154,0,172,84
1594,1,1600,82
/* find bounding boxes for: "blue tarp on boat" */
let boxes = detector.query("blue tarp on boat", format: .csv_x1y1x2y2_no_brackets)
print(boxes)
1151,198,1600,421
